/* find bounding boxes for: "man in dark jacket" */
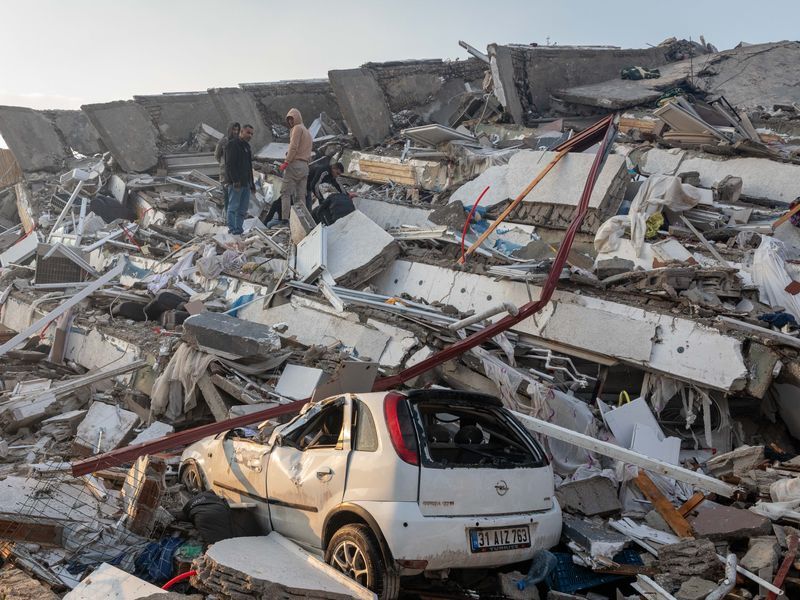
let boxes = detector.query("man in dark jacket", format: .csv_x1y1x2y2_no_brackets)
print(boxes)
312,191,355,226
215,122,239,213
306,161,344,210
224,124,255,235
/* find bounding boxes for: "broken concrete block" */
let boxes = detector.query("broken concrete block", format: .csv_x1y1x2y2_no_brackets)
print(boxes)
0,565,59,600
556,476,621,517
0,106,71,172
183,312,282,359
81,101,159,172
740,536,780,572
658,539,722,580
48,109,104,156
328,68,392,148
63,563,168,599
290,204,315,245
5,391,58,429
325,210,399,287
73,402,139,456
193,533,375,599
706,444,765,478
675,576,717,600
689,500,772,541
595,257,634,279
562,515,628,559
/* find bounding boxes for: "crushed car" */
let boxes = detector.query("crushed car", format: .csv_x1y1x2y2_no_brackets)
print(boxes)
180,389,562,599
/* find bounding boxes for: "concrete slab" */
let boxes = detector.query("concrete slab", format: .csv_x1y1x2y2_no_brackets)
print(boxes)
639,147,800,205
81,101,159,172
0,106,71,172
208,87,272,150
183,312,282,359
194,533,376,600
130,421,174,445
369,260,749,391
451,149,627,210
688,500,772,541
328,68,392,147
74,402,139,455
240,79,343,131
353,197,436,230
63,563,167,599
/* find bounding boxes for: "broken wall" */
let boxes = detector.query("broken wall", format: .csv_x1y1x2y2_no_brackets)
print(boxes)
45,110,104,156
240,80,343,132
134,92,227,143
0,149,23,188
491,45,671,121
366,58,486,120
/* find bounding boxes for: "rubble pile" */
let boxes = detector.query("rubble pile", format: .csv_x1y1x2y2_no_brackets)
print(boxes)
2,33,800,600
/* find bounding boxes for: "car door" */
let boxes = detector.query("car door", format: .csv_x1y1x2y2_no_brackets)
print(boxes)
265,396,351,550
208,430,270,526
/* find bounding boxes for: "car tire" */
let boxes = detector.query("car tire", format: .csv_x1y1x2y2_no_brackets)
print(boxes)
325,523,400,600
180,461,206,494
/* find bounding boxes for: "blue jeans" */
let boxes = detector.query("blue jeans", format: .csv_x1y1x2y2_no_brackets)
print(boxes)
227,185,250,234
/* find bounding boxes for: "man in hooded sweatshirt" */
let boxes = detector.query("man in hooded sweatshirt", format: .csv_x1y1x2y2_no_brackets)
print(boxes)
278,108,313,221
215,122,240,213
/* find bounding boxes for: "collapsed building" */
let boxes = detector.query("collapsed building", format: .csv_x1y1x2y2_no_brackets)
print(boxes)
1,35,800,599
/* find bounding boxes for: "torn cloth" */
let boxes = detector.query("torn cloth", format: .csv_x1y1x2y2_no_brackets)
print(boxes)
149,342,216,421
749,236,800,321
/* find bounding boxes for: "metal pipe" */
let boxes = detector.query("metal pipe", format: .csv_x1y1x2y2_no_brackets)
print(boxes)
48,180,85,242
706,553,737,600
447,302,519,331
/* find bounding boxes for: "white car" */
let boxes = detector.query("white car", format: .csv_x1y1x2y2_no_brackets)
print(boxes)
180,389,562,599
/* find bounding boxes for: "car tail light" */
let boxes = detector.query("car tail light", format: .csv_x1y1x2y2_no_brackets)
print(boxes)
384,392,419,466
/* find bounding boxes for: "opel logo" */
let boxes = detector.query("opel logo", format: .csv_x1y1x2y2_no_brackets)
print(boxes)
495,481,508,496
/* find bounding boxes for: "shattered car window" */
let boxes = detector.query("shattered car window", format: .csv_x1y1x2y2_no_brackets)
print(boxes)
413,401,545,469
284,401,345,451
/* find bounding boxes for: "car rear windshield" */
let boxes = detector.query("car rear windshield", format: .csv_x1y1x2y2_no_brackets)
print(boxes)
411,400,546,469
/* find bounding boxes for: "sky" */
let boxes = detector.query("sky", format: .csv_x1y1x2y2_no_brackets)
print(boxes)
0,0,799,111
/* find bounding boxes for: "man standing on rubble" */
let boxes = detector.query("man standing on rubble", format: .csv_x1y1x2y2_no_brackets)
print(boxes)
225,124,256,235
215,122,240,214
278,108,313,221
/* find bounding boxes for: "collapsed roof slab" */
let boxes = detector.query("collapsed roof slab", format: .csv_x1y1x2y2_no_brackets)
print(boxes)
328,68,392,147
134,91,226,143
208,87,272,150
81,100,159,173
0,105,71,172
639,147,800,205
490,45,672,121
370,260,751,393
449,149,629,233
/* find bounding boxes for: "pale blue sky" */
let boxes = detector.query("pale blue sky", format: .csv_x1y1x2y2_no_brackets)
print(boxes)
0,0,798,110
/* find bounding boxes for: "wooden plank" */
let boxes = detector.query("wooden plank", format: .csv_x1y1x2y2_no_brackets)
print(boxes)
771,202,800,231
0,516,63,546
767,533,797,600
634,471,694,538
678,491,706,517
680,215,733,268
197,374,230,421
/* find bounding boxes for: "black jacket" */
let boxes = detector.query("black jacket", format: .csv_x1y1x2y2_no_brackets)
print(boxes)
307,164,343,202
225,137,254,188
314,192,355,225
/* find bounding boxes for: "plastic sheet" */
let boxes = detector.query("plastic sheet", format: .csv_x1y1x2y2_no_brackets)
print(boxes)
749,235,800,321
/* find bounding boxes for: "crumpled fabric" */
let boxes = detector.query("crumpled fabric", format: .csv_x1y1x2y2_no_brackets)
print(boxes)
135,535,185,582
749,236,800,321
63,522,150,574
147,251,196,294
149,342,217,421
595,175,703,255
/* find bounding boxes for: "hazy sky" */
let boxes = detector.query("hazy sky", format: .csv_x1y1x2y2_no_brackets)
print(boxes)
1,0,798,111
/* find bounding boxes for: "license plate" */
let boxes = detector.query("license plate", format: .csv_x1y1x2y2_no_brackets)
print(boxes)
469,526,531,553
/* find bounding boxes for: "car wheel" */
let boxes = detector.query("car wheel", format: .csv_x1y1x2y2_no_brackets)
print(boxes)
181,462,205,494
325,523,400,600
